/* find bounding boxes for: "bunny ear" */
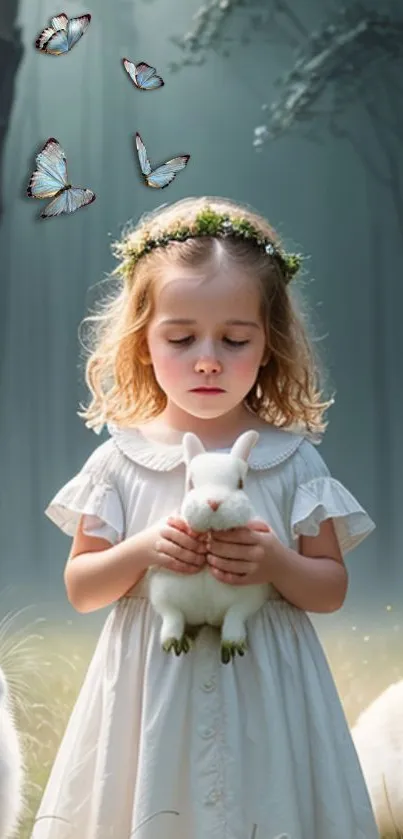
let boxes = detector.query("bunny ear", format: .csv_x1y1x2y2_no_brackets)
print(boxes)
182,434,206,493
230,430,259,463
182,432,205,466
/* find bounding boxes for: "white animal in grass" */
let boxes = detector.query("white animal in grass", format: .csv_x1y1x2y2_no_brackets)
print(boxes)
351,680,403,835
149,430,270,663
0,666,23,838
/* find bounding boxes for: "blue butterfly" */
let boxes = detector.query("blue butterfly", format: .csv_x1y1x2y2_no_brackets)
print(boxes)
123,59,164,91
135,133,190,189
27,138,95,218
35,12,91,55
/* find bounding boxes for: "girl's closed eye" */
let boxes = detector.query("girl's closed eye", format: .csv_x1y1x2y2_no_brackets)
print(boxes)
168,337,250,347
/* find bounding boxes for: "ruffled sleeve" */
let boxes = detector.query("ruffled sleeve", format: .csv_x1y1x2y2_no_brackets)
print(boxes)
44,441,125,544
291,440,375,554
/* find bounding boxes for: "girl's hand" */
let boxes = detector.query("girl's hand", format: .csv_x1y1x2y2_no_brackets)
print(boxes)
152,516,208,575
206,519,278,586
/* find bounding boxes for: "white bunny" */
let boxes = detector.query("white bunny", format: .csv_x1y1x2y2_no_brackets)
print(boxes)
149,430,270,663
351,680,403,835
0,666,23,838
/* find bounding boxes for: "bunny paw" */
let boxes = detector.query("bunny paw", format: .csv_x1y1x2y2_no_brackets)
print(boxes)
220,638,248,664
162,634,193,656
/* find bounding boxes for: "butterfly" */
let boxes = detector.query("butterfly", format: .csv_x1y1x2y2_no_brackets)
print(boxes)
35,12,91,55
122,59,164,90
27,138,95,218
135,133,190,189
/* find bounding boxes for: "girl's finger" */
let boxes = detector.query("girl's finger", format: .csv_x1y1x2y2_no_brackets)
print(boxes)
161,527,206,553
157,536,206,566
208,539,257,559
211,528,256,543
158,553,202,574
210,567,251,586
167,516,188,532
207,554,255,575
247,520,271,532
167,516,203,540
157,539,204,568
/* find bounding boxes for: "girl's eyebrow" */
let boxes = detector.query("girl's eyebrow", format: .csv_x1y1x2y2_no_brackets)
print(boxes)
159,318,260,329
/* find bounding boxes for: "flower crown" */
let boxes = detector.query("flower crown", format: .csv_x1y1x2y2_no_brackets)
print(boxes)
118,208,303,285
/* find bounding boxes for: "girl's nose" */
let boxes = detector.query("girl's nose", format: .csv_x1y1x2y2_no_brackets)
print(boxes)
195,360,222,373
195,351,222,374
194,340,223,373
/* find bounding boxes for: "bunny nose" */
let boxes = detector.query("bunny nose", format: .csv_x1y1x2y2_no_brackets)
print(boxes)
207,500,221,511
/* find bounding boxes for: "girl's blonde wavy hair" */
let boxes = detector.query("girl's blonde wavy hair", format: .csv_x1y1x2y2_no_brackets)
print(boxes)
78,195,334,435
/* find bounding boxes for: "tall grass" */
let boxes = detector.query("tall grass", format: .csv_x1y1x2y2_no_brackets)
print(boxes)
1,602,402,838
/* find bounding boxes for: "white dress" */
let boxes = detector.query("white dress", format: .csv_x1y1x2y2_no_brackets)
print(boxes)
31,423,380,839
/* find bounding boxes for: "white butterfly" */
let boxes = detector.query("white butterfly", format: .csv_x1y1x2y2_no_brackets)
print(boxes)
35,12,91,55
135,133,190,189
27,138,95,218
122,59,164,91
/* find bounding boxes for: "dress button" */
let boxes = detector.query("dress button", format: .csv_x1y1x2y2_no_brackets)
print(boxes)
200,727,215,739
201,678,215,692
205,790,221,804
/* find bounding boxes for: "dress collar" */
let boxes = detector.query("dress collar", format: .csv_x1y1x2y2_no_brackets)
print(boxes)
107,422,305,472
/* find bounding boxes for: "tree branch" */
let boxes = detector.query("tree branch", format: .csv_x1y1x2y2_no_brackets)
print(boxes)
170,0,308,68
271,0,310,39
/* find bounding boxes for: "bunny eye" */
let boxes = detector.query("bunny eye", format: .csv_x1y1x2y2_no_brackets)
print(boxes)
238,478,244,490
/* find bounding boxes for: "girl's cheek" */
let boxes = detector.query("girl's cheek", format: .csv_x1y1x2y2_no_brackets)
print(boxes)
233,357,261,377
158,354,185,372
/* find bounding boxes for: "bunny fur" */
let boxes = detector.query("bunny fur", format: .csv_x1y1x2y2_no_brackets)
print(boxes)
149,430,269,663
351,679,403,834
0,667,23,838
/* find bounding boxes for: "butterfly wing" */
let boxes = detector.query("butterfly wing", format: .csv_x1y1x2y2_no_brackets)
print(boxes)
35,26,57,51
67,15,91,50
40,29,69,54
123,60,164,90
135,62,155,83
122,58,138,86
50,13,69,30
135,133,152,176
136,62,164,90
141,76,164,90
146,168,176,189
147,156,190,189
41,187,95,218
27,138,68,199
35,12,70,50
41,14,90,54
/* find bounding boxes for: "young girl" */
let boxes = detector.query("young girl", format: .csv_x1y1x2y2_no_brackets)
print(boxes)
31,196,379,839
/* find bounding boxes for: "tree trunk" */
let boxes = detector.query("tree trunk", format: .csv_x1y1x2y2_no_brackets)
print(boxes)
0,1,23,222
367,185,392,589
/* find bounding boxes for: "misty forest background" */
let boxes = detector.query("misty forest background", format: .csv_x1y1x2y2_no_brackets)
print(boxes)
0,0,403,630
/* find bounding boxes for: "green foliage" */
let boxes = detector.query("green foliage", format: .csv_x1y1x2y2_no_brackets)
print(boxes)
124,208,303,284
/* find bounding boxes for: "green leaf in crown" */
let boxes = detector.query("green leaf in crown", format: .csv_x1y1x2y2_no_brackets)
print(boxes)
123,207,303,284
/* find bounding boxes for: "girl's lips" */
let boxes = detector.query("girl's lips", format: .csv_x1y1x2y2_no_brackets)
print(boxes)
191,388,225,393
